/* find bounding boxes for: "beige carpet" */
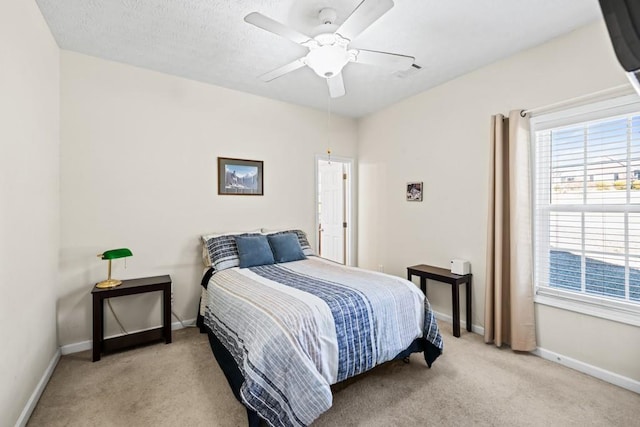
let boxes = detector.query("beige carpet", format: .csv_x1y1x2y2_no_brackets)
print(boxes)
28,323,639,426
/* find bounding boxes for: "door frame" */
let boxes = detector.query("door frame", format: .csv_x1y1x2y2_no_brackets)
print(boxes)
314,154,356,266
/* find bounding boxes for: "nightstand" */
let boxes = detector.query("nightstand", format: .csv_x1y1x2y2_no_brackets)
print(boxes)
407,264,472,338
91,275,172,362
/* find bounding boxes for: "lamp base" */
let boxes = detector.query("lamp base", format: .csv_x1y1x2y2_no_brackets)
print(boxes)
96,279,122,289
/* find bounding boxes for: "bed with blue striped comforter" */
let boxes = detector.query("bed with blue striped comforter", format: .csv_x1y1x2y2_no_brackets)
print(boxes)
202,256,443,426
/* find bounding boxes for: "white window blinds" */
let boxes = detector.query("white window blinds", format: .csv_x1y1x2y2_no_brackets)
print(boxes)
533,96,640,308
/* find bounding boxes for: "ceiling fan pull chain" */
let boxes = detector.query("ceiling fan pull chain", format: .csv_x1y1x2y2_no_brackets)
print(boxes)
327,93,332,164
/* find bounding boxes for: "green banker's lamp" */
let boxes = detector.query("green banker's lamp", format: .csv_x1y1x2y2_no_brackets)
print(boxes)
96,248,133,289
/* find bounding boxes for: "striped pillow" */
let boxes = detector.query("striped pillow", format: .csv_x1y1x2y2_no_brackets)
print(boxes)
201,231,261,270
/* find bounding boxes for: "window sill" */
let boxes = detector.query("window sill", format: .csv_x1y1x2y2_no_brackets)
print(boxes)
535,287,640,327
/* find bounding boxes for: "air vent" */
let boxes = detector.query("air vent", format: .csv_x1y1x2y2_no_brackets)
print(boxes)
394,63,422,79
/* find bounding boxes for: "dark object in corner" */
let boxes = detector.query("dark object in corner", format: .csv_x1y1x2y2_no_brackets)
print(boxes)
599,0,640,93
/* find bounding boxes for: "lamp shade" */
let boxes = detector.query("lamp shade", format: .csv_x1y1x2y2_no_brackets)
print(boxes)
100,248,132,260
96,248,133,289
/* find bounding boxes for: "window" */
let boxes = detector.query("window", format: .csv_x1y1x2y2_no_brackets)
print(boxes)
532,95,640,325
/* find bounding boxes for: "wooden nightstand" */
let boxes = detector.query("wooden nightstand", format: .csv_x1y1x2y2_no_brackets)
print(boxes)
407,264,472,338
91,275,172,362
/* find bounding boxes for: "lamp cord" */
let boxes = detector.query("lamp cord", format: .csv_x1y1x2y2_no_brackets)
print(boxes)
171,309,197,328
107,299,128,334
106,298,197,335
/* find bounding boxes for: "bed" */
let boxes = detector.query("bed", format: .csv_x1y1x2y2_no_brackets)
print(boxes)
197,229,443,427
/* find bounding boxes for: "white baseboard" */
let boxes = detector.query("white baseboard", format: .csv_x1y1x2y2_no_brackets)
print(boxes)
433,310,639,393
15,348,61,427
170,317,197,331
533,347,640,394
60,318,197,355
432,310,485,336
60,340,91,355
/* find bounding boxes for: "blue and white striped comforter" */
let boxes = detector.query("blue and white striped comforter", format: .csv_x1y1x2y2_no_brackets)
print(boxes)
203,257,442,426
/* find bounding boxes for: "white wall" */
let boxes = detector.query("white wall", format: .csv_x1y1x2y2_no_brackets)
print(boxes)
59,51,358,346
0,0,60,424
357,20,640,382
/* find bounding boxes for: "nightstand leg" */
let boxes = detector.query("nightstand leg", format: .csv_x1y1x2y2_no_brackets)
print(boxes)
452,283,460,338
163,284,172,344
92,295,102,362
466,277,472,332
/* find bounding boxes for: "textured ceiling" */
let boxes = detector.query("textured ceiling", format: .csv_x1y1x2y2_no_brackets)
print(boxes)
35,0,603,118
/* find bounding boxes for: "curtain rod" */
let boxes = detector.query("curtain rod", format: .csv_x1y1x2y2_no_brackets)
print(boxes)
521,83,633,117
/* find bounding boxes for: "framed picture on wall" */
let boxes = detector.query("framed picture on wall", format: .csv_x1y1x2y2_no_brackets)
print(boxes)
406,182,423,201
218,157,263,195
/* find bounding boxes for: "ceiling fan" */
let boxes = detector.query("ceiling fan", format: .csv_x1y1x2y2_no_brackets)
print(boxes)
244,0,415,98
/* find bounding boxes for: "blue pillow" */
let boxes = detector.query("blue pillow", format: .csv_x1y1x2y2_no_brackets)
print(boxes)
268,233,306,263
265,229,315,256
235,235,275,268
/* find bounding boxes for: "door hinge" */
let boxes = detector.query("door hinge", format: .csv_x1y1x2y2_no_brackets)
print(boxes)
343,222,347,228
343,173,347,180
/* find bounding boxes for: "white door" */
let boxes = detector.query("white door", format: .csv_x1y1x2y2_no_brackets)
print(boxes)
318,159,346,264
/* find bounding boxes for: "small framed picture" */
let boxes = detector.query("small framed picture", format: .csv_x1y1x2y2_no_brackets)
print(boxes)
406,182,423,201
218,157,263,195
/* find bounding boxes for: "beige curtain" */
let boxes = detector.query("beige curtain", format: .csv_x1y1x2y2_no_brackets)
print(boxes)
484,110,536,351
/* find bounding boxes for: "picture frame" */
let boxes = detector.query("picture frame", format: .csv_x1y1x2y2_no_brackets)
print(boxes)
218,157,263,195
406,182,423,201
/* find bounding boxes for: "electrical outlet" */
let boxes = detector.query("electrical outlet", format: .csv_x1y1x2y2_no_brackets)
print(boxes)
378,265,384,272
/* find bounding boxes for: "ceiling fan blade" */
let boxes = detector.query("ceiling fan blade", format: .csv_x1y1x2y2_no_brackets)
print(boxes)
352,49,414,70
327,73,346,98
259,58,307,82
335,0,394,42
244,12,311,45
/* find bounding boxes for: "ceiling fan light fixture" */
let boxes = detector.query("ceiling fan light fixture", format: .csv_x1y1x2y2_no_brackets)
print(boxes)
305,45,351,78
